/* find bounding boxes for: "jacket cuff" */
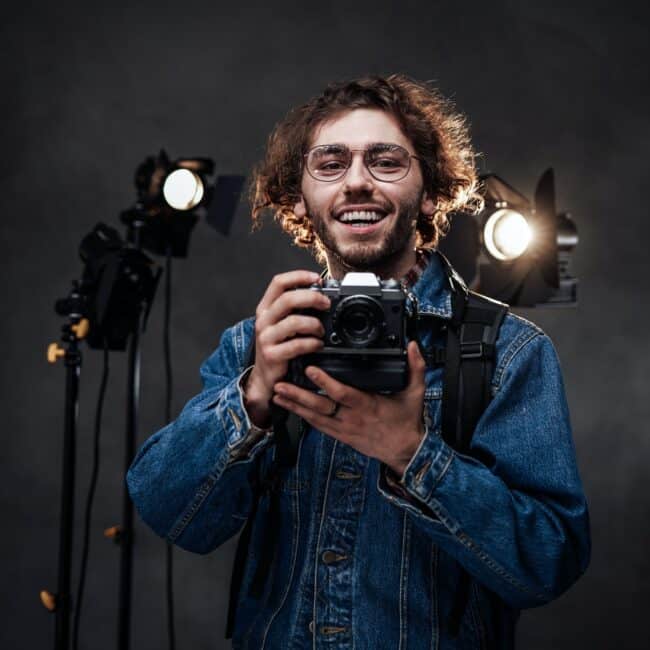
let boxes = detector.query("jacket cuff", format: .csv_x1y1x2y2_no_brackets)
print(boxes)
377,424,454,511
215,366,273,460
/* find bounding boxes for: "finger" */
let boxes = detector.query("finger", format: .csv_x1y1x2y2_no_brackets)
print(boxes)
272,393,344,434
262,288,330,326
260,314,325,346
274,382,337,416
260,336,324,364
406,341,426,391
257,271,321,313
304,365,365,408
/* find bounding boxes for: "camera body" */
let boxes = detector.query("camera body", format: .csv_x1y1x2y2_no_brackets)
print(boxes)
289,273,411,394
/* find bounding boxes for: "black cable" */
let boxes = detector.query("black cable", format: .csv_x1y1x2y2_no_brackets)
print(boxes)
164,252,173,431
166,544,175,649
72,340,110,650
164,248,177,650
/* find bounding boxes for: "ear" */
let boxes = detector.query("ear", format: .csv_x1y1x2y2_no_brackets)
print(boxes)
420,191,436,217
294,195,307,219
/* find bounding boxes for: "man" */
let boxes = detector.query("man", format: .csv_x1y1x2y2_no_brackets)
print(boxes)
127,75,590,649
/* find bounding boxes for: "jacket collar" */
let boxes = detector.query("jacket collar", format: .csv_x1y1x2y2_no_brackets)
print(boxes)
407,250,457,320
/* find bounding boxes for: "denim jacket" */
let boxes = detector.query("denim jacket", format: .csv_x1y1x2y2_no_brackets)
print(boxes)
127,252,590,649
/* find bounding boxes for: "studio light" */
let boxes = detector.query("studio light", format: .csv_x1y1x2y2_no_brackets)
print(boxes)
439,169,579,307
120,149,246,258
119,150,213,257
55,223,161,350
138,150,214,212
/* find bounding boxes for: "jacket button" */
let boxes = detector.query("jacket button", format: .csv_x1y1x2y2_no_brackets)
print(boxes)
308,620,315,633
415,460,431,484
335,469,362,479
322,550,347,564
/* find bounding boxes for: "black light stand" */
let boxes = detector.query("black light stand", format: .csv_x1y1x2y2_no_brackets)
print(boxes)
45,223,160,650
117,311,141,649
42,285,90,650
44,151,244,650
117,299,143,650
105,217,156,650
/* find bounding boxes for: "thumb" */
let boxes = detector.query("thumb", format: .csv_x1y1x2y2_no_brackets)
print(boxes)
406,340,426,391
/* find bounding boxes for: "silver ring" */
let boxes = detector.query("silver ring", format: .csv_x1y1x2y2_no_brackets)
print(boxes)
329,401,341,417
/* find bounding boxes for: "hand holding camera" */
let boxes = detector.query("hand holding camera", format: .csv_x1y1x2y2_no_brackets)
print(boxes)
245,269,425,474
273,337,427,477
243,270,330,428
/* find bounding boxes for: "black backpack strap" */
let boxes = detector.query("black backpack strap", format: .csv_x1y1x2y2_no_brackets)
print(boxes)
226,476,261,638
441,288,468,450
453,291,508,451
226,338,305,639
436,249,508,452
248,408,303,597
226,338,258,638
439,280,507,637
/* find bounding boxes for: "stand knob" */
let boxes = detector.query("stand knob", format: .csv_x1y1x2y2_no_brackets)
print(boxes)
71,318,90,339
104,525,122,542
40,590,57,612
47,343,65,364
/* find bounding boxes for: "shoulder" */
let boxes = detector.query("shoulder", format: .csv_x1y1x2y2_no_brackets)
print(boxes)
491,309,555,391
199,316,255,384
463,290,549,390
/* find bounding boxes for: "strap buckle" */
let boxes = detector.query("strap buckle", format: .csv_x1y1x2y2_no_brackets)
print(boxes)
460,342,495,359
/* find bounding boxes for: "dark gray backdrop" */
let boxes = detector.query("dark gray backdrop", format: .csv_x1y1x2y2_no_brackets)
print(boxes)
2,1,648,648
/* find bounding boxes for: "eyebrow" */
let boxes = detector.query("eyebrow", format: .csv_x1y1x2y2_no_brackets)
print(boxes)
366,143,401,154
311,142,403,155
311,144,347,157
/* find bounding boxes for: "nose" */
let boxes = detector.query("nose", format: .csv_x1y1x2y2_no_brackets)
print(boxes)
342,152,374,194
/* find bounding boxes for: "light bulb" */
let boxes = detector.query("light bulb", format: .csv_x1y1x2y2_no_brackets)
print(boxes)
163,169,204,210
483,209,532,261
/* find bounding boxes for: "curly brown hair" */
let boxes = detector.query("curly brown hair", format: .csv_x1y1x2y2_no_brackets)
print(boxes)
251,74,482,261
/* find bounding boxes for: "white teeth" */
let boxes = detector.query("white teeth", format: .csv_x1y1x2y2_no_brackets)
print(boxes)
338,210,384,223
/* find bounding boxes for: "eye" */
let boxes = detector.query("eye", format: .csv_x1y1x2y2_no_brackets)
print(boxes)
319,160,346,171
371,158,401,168
369,157,405,175
312,157,348,177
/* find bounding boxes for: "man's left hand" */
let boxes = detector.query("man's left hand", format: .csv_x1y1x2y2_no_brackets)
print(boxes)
272,341,427,478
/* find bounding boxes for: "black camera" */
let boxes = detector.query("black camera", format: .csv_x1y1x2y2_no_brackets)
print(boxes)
289,273,412,394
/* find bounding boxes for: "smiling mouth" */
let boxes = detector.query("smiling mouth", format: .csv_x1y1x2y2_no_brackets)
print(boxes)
336,209,388,227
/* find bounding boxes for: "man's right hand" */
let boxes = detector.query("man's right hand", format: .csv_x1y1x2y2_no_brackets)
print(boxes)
243,270,331,428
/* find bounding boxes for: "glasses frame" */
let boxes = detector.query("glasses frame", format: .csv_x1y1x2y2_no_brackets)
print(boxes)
303,142,422,183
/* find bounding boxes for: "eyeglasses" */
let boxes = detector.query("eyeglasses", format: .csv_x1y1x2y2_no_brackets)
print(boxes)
304,143,421,183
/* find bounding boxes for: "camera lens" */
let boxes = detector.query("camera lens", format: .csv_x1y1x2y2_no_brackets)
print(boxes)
345,311,369,335
333,296,384,348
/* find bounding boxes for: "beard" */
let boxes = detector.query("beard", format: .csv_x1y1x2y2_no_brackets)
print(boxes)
306,189,423,274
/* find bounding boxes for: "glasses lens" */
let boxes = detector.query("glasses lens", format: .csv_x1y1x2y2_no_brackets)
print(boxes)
307,145,350,180
306,143,412,182
365,144,411,181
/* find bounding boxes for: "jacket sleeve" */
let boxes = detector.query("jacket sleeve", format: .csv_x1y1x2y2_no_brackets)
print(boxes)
127,318,274,554
377,328,591,609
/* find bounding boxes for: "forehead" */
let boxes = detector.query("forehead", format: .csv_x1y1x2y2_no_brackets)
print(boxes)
309,108,412,150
